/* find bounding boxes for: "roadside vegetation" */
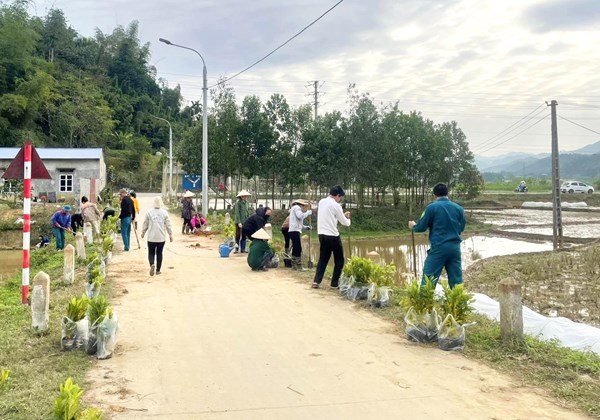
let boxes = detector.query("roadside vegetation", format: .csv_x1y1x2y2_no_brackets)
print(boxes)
0,231,115,418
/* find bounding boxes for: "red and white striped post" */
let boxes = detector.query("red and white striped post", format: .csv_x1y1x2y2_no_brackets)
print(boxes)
22,143,32,304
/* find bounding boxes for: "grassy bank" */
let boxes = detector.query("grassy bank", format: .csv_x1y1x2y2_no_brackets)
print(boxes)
0,243,112,418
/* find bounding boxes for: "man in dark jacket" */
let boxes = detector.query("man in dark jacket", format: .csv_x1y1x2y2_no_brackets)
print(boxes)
242,207,272,251
408,183,465,288
119,188,135,251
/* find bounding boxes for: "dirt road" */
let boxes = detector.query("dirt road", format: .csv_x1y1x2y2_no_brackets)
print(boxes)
86,193,582,419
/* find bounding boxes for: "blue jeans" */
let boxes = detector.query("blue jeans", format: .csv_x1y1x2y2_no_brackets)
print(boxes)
421,243,463,288
121,216,132,251
53,227,66,250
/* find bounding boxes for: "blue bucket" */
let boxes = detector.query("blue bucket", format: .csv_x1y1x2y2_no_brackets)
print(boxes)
219,244,233,258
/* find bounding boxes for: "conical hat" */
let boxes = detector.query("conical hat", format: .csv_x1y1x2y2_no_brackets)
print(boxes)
292,198,309,206
183,190,195,198
237,189,251,197
251,228,271,240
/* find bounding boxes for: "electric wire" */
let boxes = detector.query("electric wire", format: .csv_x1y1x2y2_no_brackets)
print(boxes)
559,116,600,136
470,104,546,153
208,0,345,88
475,114,550,155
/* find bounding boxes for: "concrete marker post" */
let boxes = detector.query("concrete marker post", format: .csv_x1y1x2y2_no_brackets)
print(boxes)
499,278,524,342
63,244,75,285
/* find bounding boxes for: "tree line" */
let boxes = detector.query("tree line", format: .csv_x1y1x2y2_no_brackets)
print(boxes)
0,2,482,208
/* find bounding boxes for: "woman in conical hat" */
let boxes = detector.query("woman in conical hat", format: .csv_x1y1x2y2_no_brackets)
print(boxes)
247,228,274,271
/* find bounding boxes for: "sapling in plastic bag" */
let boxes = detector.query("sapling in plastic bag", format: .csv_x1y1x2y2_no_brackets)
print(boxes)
339,274,355,297
86,258,106,280
61,317,89,351
85,282,102,299
96,312,118,360
347,285,369,301
405,307,441,343
367,284,391,308
438,314,466,351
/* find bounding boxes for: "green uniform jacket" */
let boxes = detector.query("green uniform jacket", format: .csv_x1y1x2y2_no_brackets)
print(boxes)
413,197,465,247
234,199,250,225
247,240,273,269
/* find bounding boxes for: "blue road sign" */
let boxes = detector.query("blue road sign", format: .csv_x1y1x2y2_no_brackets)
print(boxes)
182,174,202,191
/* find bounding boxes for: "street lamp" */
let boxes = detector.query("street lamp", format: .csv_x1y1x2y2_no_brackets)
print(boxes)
149,114,173,202
159,37,208,215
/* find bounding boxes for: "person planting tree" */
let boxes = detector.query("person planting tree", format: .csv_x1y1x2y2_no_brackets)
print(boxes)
51,205,72,250
312,185,351,289
288,198,312,271
242,206,272,247
408,183,466,289
247,228,275,271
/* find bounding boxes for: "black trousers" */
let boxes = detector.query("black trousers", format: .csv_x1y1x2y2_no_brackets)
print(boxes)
281,227,290,250
235,225,247,244
313,234,344,287
289,231,302,258
148,241,166,271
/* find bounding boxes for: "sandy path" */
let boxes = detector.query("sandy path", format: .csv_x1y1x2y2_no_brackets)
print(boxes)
85,193,583,419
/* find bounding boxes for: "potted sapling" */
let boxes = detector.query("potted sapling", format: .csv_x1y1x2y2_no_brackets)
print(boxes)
85,272,103,299
367,263,396,308
399,277,440,343
96,308,118,359
61,295,89,351
438,284,475,351
86,296,109,355
343,257,375,301
101,235,114,265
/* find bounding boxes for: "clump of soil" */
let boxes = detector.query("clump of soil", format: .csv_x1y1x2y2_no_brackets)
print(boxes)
465,245,600,326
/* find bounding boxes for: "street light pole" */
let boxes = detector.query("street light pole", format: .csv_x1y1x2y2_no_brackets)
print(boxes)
159,38,208,215
149,114,173,202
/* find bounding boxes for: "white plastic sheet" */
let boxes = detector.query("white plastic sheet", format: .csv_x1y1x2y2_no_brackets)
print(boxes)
521,201,588,209
472,292,600,355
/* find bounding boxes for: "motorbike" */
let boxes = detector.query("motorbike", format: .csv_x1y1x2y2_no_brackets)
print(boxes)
514,185,528,193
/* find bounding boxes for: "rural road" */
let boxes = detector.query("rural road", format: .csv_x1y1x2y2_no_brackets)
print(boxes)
85,193,583,419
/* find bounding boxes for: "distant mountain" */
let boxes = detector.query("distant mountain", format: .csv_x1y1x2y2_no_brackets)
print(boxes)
475,152,548,172
570,140,600,155
475,140,600,176
481,153,600,179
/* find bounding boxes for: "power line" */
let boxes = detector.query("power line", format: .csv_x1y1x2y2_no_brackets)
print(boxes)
559,116,600,136
476,114,550,155
470,104,546,153
209,0,345,88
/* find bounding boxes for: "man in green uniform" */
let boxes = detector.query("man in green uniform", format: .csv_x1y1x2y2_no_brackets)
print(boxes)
247,228,275,271
408,183,465,288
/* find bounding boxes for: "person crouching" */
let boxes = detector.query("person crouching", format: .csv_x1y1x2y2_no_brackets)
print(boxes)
247,228,275,272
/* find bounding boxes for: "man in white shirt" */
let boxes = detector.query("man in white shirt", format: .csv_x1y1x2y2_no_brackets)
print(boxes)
312,185,351,289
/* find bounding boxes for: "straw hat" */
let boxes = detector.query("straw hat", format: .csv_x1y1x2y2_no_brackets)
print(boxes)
251,228,271,240
183,190,195,198
237,189,251,197
292,198,309,206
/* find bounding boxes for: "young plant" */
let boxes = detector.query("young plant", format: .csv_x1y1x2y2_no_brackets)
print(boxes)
53,377,83,420
440,284,475,324
342,256,375,285
66,295,89,322
370,263,396,287
399,276,437,315
101,237,114,254
77,408,103,420
88,296,109,331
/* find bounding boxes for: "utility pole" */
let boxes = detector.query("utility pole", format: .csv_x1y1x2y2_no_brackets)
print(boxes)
307,81,324,120
548,100,563,250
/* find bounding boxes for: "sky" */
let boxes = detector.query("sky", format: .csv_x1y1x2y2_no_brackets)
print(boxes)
28,0,600,156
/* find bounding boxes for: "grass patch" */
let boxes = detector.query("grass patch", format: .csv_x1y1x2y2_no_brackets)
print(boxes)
0,242,111,419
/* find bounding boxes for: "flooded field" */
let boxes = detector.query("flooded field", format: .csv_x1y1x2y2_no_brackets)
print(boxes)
303,234,553,283
471,208,600,239
0,250,21,282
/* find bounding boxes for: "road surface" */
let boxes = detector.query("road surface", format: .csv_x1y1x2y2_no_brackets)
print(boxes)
85,193,583,419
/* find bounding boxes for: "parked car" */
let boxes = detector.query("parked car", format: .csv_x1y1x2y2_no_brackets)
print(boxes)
560,181,594,194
